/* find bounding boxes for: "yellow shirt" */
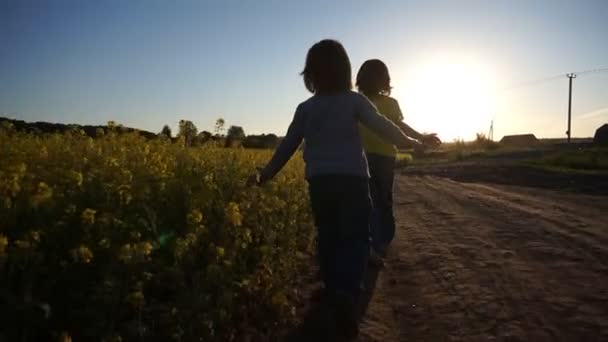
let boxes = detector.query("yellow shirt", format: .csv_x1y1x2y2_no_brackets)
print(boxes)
359,95,403,157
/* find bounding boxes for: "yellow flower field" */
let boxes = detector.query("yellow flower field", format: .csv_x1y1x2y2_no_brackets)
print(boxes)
0,124,315,341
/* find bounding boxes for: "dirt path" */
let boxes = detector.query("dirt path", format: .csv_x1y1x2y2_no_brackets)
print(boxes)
359,175,608,342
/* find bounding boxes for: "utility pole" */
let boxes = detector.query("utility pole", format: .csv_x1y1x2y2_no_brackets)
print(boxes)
488,119,494,141
566,73,576,143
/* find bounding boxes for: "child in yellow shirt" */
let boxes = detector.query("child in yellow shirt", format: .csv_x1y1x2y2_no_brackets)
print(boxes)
357,59,441,260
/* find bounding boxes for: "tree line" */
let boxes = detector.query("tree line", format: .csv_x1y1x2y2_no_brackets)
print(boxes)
0,116,280,149
165,118,279,149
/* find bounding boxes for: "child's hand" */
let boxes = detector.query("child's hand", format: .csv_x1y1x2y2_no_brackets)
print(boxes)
246,167,267,187
413,141,426,156
422,133,441,148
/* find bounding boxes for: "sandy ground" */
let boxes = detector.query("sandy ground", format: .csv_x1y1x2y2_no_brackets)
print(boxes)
359,174,608,341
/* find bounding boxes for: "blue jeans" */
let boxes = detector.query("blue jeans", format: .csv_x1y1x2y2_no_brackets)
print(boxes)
366,153,396,255
308,175,372,299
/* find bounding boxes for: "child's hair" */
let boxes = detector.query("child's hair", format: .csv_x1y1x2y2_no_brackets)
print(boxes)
301,39,352,94
356,59,391,98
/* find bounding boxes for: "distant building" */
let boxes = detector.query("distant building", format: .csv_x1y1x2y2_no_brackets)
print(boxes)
594,124,608,145
499,134,539,147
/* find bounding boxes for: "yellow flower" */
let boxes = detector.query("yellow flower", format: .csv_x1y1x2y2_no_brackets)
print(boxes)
117,185,132,205
37,182,52,198
68,170,83,187
271,292,288,307
58,331,72,342
65,204,77,215
135,241,153,258
99,238,110,248
71,245,94,264
102,334,123,342
30,231,41,241
118,242,153,263
0,234,8,254
187,209,203,224
81,208,96,225
107,158,119,168
16,162,27,175
225,202,242,226
15,240,31,249
126,290,145,308
118,244,133,263
121,170,133,183
243,228,252,243
30,182,53,207
173,239,188,260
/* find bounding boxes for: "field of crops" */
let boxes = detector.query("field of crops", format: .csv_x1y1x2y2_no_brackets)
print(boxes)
0,124,315,341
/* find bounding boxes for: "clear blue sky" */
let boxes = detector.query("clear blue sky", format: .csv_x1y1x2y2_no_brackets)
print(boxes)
2,0,607,140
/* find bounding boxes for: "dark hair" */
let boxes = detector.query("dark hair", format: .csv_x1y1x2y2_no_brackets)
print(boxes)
356,59,391,98
301,39,352,94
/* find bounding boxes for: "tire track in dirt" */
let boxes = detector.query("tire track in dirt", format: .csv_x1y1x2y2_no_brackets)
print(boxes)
420,178,608,273
360,175,608,342
440,180,608,254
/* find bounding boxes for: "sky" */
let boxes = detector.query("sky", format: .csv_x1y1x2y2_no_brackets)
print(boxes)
1,0,607,141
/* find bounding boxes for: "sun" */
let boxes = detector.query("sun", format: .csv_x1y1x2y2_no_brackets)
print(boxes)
395,59,497,142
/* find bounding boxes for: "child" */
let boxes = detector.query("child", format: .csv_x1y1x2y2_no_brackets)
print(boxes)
356,59,441,259
250,40,422,339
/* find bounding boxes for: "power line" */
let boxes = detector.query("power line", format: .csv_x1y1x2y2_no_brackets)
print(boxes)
576,66,608,79
576,66,608,76
501,73,566,92
500,65,608,92
496,65,607,142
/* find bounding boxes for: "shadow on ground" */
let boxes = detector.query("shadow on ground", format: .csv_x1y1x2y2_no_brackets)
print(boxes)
283,264,382,342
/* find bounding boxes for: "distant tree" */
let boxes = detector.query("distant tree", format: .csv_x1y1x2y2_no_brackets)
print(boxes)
225,125,245,147
160,125,172,138
214,118,225,136
197,130,212,144
178,120,198,146
242,133,279,149
0,120,15,132
0,117,156,139
263,133,279,147
227,126,245,140
474,132,499,150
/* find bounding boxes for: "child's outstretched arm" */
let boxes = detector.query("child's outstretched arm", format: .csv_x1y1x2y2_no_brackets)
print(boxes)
396,121,442,147
396,121,423,141
355,94,421,149
255,107,305,184
388,98,441,147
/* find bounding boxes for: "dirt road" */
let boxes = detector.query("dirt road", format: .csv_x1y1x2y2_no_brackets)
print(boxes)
360,174,608,341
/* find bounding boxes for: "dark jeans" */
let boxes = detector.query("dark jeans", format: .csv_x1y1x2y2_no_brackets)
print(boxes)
308,175,372,299
366,153,396,255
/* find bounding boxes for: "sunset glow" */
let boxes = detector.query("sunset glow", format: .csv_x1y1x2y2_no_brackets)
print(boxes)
396,59,498,141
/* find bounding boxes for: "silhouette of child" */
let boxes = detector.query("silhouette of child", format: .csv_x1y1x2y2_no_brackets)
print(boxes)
250,40,422,339
356,59,441,261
